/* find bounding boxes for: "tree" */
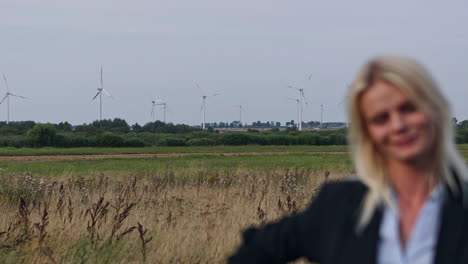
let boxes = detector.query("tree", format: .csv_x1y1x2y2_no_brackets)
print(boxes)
132,123,142,132
459,120,468,129
56,121,72,132
27,124,57,147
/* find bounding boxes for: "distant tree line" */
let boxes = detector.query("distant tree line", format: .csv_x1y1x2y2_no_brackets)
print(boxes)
202,120,344,129
0,118,467,148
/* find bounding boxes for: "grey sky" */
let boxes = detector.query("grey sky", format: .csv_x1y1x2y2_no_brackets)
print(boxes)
0,0,467,126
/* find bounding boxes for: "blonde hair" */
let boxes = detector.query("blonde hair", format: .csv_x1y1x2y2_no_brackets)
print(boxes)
347,55,468,231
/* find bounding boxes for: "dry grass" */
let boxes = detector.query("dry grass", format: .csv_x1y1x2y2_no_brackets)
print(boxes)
0,168,349,263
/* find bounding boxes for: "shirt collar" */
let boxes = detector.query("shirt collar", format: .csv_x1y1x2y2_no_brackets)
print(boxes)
388,183,444,204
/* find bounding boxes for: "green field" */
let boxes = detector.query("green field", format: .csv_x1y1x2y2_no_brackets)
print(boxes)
0,144,467,156
0,145,349,156
0,153,352,178
1,144,466,178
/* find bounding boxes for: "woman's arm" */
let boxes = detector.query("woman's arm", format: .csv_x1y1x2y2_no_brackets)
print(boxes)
228,183,333,264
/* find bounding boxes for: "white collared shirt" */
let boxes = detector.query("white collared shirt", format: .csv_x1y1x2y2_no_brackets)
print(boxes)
377,185,444,264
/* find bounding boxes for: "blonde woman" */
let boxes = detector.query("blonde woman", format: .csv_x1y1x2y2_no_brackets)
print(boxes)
229,56,468,264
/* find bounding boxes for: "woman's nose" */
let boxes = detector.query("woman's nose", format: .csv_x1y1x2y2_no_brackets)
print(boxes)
390,112,407,132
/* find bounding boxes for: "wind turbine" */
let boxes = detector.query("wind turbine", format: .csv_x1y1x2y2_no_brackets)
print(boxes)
287,85,308,131
156,101,168,123
320,104,324,128
92,67,114,121
0,73,28,123
337,83,351,128
288,97,300,129
151,100,157,122
194,81,220,129
233,105,245,124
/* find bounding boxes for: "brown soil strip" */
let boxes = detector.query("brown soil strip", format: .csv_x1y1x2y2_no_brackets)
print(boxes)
0,151,348,163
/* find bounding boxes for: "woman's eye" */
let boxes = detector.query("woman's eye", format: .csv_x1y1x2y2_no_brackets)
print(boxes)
400,103,416,113
371,114,388,125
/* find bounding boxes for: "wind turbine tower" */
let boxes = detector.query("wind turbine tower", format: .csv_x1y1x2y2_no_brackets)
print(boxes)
201,95,207,129
156,102,168,123
288,85,308,131
234,105,245,124
320,104,324,128
151,100,157,122
92,67,114,121
288,98,300,129
0,73,28,123
195,81,220,129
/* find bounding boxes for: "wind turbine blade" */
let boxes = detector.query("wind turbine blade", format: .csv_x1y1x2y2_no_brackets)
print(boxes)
301,90,309,106
212,92,221,96
9,93,28,99
100,67,103,88
194,81,206,95
2,73,8,92
92,91,100,100
308,74,312,80
102,89,114,99
337,96,347,106
0,94,7,104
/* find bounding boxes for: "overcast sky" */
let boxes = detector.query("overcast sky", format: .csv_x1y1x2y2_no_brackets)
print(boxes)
0,0,467,126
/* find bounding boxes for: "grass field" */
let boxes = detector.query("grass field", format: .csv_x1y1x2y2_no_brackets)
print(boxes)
0,145,348,156
0,153,352,178
0,146,353,263
0,146,466,263
0,151,348,263
0,144,467,156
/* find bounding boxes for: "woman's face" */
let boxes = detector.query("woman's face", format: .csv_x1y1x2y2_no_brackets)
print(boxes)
359,80,436,164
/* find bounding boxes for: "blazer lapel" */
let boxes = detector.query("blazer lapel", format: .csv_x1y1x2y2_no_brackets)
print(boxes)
337,207,382,264
434,187,467,264
356,209,383,264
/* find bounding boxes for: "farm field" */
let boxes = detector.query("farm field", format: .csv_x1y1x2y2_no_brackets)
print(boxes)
0,144,466,157
0,145,349,156
0,147,466,263
0,153,352,177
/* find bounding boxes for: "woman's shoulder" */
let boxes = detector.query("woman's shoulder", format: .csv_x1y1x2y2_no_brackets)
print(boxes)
309,179,369,211
319,178,368,197
228,179,368,263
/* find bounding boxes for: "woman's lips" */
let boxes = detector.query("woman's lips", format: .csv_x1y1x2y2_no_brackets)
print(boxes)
393,136,416,147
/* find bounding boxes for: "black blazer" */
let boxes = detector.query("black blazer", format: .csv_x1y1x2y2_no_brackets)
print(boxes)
228,180,468,264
